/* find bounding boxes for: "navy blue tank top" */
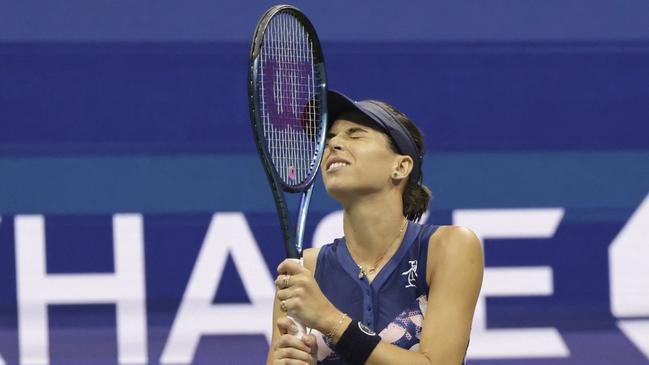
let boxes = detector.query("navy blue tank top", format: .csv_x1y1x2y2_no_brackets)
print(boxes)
312,221,467,364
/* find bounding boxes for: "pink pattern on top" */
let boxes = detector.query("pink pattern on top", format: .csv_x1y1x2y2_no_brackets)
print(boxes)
312,295,428,362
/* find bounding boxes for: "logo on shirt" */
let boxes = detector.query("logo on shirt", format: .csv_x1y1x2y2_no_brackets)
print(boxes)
402,260,418,288
358,322,376,336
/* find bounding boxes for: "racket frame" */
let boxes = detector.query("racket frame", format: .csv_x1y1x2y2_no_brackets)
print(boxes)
248,4,328,259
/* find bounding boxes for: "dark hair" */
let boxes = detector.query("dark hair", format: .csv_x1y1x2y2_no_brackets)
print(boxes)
370,101,432,222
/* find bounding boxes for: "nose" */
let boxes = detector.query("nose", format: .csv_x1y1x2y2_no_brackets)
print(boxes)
326,135,344,151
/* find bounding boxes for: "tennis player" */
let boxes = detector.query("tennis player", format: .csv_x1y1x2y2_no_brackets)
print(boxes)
267,90,484,365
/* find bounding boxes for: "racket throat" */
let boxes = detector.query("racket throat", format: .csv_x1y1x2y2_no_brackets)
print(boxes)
293,185,314,258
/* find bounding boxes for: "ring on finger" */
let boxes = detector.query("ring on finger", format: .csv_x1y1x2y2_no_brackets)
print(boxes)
280,300,287,312
283,275,290,289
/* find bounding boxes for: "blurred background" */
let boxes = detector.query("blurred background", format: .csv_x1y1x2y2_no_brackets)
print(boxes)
1,0,648,364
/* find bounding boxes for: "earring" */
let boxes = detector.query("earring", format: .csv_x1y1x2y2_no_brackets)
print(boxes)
392,171,399,178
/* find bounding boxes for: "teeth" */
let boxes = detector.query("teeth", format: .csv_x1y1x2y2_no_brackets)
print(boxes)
328,162,349,171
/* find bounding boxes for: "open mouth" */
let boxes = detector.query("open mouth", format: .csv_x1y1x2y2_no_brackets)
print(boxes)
327,161,349,172
326,158,351,172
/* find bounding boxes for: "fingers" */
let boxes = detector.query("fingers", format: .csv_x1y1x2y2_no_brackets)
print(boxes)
276,333,311,354
276,286,303,301
273,334,318,364
275,347,311,363
277,297,304,317
302,334,318,355
274,274,304,292
273,317,317,365
277,317,298,335
277,259,306,275
274,274,293,289
301,334,316,347
274,354,310,365
273,360,309,365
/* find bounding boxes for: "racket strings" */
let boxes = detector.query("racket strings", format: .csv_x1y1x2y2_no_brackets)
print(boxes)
258,12,323,186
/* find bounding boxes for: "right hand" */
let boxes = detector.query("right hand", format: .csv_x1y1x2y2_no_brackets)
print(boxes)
272,316,318,365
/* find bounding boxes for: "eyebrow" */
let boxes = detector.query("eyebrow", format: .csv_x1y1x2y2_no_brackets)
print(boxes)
326,127,369,140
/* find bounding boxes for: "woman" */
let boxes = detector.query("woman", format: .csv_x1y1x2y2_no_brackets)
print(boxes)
267,90,484,365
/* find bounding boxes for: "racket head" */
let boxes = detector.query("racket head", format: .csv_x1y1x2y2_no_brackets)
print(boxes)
248,4,328,194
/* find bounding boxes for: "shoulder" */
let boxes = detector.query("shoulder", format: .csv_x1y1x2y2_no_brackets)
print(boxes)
302,247,321,275
426,225,483,282
429,225,483,263
430,225,481,250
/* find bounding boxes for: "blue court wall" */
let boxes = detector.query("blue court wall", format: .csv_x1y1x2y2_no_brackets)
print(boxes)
1,1,649,364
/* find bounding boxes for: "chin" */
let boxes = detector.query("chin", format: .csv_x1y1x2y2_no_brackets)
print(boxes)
323,179,355,202
323,181,347,198
324,180,377,204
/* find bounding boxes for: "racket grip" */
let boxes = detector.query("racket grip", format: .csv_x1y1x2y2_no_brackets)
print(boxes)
287,315,306,338
286,257,306,338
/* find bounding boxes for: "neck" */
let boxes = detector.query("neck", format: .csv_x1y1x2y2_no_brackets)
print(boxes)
342,190,406,263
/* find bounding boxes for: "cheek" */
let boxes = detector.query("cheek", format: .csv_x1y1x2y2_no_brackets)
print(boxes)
366,163,392,181
353,152,393,182
366,149,395,172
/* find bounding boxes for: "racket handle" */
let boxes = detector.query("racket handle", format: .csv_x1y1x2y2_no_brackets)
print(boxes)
287,315,306,338
287,257,306,338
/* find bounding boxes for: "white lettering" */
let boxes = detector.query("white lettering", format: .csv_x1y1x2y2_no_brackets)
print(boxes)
15,214,148,365
618,320,649,360
454,208,569,359
610,192,649,317
159,213,274,364
610,192,649,359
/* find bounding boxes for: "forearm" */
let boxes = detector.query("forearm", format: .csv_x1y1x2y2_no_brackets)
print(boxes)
320,312,462,365
319,320,415,365
366,341,458,365
314,308,351,343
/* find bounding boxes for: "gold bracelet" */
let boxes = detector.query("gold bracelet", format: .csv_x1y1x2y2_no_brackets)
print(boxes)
324,312,348,340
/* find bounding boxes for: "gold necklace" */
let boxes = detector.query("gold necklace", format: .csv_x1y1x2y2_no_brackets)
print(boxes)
348,218,408,280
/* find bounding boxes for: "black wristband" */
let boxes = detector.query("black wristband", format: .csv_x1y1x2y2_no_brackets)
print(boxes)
334,320,381,365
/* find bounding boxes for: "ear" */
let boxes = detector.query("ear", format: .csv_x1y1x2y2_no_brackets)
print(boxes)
391,155,414,182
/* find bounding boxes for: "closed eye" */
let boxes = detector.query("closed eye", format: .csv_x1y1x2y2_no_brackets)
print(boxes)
347,127,367,134
347,127,368,138
326,127,368,142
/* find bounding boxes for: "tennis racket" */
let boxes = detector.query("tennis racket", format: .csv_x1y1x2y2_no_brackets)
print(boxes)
248,5,328,335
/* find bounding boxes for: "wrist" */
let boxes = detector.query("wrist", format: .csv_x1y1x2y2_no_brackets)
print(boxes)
316,306,338,333
321,310,351,345
334,320,382,365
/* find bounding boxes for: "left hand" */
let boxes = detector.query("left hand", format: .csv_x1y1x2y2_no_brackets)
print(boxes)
275,259,337,330
272,316,318,365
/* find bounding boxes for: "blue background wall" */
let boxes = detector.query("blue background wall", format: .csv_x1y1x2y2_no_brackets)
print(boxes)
1,1,648,364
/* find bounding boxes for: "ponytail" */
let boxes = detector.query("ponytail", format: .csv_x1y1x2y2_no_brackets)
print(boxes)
404,181,432,222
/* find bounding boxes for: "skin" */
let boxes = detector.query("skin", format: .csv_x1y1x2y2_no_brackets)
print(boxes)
267,112,484,365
